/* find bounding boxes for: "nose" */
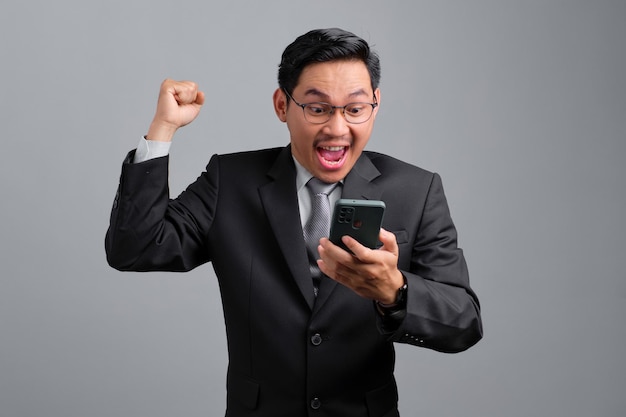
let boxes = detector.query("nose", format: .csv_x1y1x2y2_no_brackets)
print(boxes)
322,109,350,137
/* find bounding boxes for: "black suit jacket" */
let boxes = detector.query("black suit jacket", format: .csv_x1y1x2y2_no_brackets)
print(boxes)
106,145,482,417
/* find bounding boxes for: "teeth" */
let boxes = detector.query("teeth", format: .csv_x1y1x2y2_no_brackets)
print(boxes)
320,146,345,151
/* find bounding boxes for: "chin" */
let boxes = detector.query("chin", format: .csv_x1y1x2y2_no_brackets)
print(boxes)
317,167,350,184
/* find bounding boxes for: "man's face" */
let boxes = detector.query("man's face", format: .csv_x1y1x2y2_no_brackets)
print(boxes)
274,60,380,184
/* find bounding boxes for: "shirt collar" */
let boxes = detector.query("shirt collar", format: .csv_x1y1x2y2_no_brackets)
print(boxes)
292,156,313,194
292,156,344,192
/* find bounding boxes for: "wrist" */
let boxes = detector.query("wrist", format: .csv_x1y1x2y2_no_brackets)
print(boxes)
146,120,177,142
376,275,408,309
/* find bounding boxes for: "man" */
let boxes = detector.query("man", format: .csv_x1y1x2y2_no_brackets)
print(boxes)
106,28,482,417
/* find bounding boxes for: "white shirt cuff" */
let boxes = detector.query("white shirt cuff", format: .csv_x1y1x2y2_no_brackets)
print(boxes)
133,136,172,163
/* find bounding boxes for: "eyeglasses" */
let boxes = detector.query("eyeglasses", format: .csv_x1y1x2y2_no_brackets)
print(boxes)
283,89,378,124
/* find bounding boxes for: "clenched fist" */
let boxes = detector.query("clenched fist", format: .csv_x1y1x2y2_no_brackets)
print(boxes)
146,79,205,142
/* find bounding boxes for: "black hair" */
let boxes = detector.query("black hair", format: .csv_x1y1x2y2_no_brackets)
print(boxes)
278,28,381,96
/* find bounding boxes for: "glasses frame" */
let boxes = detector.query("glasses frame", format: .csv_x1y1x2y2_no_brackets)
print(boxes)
283,89,378,125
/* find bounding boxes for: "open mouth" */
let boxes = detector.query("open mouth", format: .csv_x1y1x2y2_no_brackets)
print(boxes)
317,146,348,168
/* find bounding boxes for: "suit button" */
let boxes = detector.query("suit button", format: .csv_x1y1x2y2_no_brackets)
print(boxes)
310,397,321,410
311,333,322,346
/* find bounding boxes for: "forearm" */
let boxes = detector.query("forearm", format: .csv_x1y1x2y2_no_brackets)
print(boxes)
390,269,482,353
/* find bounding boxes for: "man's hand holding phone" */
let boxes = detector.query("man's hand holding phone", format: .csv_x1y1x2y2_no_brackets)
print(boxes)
319,200,404,305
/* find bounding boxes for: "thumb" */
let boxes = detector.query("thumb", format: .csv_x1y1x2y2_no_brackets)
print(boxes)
195,90,206,106
378,228,399,254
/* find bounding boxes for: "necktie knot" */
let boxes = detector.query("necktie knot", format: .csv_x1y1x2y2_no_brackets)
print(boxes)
306,177,337,197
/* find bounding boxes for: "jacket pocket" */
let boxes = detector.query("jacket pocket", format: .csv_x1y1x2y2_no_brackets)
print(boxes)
391,229,408,244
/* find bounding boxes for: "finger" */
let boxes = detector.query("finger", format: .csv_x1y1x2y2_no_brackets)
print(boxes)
318,239,356,277
195,90,206,105
378,228,399,255
318,257,357,288
318,238,341,269
317,246,338,280
171,81,200,104
341,235,373,262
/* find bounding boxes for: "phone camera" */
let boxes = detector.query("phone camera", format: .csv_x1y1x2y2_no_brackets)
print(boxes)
338,207,354,223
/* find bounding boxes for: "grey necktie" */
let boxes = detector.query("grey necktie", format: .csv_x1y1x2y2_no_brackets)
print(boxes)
303,178,338,296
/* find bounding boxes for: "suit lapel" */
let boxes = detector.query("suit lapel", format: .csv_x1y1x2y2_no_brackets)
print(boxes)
341,152,384,200
259,146,316,310
313,153,383,313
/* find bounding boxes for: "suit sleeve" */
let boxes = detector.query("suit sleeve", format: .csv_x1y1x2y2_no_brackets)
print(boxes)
383,173,483,353
105,150,218,272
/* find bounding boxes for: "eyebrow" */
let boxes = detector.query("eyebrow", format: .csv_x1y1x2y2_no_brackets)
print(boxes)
302,88,370,101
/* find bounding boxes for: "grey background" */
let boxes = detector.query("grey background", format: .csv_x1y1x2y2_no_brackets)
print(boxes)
1,1,625,416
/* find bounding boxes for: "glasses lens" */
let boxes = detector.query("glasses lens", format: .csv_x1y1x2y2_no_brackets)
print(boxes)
303,103,332,123
344,103,373,124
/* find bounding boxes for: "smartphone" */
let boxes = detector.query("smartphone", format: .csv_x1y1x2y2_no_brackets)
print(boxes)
329,199,386,251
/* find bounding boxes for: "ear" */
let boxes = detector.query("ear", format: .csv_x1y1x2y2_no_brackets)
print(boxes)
273,88,288,122
371,88,381,119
